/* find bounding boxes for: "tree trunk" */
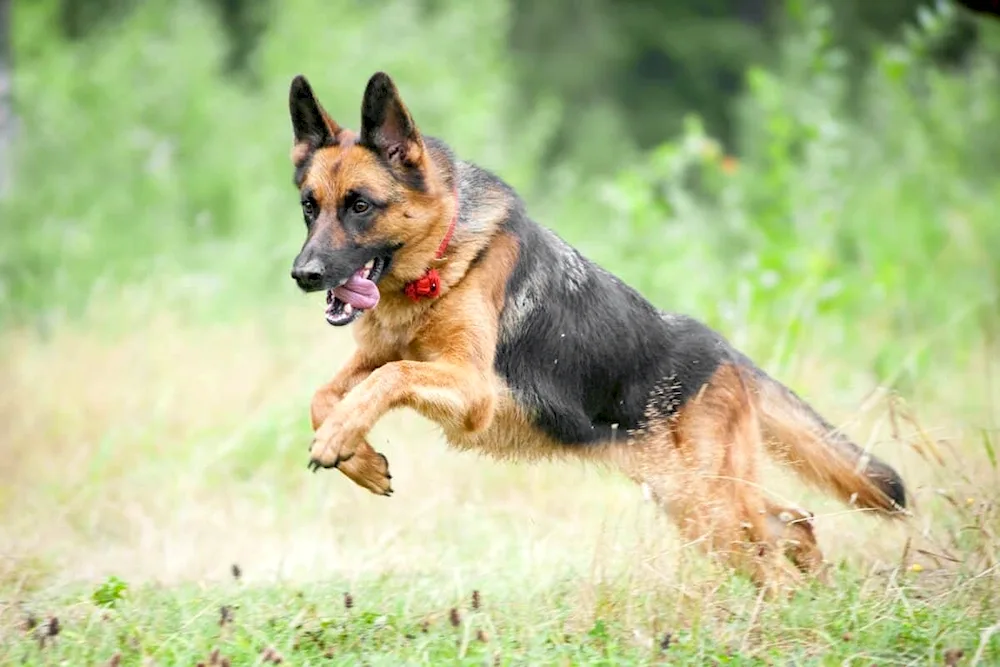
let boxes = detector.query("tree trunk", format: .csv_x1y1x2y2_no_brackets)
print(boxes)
0,0,12,197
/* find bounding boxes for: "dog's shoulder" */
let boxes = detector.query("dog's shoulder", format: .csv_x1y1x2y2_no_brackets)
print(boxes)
476,205,732,445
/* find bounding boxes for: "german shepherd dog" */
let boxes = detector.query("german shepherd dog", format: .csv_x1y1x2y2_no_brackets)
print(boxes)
287,72,907,590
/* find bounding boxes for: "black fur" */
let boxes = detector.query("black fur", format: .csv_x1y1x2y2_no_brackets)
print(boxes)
359,72,426,192
336,189,387,235
291,237,398,294
289,75,335,149
486,197,907,506
291,185,398,294
871,464,908,510
371,152,426,193
293,153,314,189
290,75,337,190
490,199,729,446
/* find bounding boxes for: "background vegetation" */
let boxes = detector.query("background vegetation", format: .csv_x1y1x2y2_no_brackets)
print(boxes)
1,0,998,664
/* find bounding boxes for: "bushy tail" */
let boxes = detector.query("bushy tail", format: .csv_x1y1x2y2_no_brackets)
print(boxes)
747,366,907,517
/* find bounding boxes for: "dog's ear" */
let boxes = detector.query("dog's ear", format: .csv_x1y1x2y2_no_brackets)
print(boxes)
359,72,424,170
289,75,342,154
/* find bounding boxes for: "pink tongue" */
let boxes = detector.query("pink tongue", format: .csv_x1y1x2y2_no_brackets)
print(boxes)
333,270,380,310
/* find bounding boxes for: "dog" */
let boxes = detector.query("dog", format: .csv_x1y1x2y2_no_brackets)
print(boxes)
286,71,907,590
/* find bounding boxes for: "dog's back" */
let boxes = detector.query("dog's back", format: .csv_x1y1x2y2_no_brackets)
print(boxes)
459,156,904,513
470,169,726,447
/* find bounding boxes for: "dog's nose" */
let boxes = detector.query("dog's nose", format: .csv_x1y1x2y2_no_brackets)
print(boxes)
291,258,325,291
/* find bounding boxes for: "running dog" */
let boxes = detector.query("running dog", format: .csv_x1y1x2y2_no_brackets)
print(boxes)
286,72,907,590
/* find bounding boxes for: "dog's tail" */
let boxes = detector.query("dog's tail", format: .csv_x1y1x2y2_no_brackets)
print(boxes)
744,363,907,517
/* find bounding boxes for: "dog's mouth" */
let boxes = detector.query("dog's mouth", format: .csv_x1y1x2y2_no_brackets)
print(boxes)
325,256,389,326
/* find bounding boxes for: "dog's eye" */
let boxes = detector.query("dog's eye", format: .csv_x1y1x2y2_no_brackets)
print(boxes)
301,200,315,219
352,199,370,215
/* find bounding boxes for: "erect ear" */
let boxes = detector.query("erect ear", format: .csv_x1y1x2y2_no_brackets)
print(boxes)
359,72,424,169
289,75,343,152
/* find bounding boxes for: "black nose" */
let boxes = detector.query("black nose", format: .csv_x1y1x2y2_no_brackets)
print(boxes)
291,258,325,291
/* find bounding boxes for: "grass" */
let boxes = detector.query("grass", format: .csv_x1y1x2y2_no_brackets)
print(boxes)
2,0,1000,664
1,295,998,665
2,566,998,665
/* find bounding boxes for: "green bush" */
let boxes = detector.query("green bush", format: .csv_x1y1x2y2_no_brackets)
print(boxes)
1,0,997,391
0,0,557,324
600,2,1000,388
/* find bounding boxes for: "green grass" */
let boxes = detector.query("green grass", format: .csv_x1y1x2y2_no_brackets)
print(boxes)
2,0,1000,664
2,566,998,665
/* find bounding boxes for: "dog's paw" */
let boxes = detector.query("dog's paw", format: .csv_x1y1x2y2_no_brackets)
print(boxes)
334,444,393,496
307,420,355,470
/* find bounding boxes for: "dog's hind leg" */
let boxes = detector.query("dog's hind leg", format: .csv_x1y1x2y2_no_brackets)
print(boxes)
763,501,826,579
614,363,805,594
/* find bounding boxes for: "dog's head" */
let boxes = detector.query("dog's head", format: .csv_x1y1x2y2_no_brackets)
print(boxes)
287,72,445,326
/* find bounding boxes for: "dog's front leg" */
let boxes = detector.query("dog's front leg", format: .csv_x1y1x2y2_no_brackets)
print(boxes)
308,359,495,470
309,348,396,496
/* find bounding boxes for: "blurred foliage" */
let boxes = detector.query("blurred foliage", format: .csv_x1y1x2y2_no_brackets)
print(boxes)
56,0,272,76
31,0,993,168
598,0,1000,391
508,0,989,170
0,0,557,325
0,0,998,393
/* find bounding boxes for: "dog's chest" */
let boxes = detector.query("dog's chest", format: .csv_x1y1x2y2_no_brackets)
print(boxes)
444,377,563,462
356,314,424,360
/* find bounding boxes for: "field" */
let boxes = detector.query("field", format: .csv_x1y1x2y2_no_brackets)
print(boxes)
1,1,999,665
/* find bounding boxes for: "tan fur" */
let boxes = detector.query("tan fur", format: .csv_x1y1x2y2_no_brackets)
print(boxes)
307,227,516,479
754,379,901,515
308,348,395,495
764,503,825,579
302,142,440,264
603,364,820,592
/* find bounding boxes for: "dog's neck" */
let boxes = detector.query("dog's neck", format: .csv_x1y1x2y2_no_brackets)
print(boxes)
423,136,460,197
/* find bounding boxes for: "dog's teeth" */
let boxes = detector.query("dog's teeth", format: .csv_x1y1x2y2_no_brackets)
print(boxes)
365,260,374,271
343,304,353,316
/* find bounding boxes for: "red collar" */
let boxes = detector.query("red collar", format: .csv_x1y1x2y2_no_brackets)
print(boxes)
402,187,459,302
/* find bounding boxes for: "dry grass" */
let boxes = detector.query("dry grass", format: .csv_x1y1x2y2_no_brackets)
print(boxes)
0,296,993,582
0,296,663,589
0,292,998,663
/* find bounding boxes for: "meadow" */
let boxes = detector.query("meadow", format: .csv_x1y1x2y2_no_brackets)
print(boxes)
1,1,998,664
